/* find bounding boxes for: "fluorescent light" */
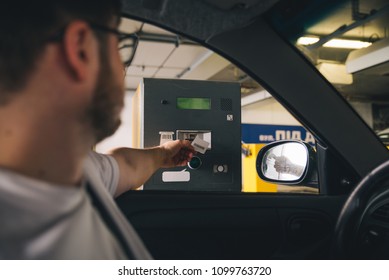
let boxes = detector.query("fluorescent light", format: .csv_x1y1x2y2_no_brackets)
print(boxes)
297,37,319,45
297,36,371,49
323,39,371,49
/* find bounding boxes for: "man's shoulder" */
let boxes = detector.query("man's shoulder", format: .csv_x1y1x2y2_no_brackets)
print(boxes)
84,151,119,197
85,151,118,173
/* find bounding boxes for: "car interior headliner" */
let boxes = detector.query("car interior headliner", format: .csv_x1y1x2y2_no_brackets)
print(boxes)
121,0,279,41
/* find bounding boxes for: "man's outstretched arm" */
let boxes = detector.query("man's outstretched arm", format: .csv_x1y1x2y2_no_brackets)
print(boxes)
109,140,194,197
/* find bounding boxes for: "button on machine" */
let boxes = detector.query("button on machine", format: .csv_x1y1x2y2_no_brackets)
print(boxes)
188,156,202,170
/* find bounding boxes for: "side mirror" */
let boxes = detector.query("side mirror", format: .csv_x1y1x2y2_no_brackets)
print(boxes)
256,140,317,186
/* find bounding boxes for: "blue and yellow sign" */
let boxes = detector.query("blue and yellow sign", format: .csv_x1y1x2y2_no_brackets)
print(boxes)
242,123,315,145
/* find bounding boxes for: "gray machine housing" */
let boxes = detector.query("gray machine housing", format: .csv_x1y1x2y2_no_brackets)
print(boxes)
133,78,241,192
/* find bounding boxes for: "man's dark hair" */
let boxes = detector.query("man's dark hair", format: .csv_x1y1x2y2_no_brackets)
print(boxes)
0,0,122,104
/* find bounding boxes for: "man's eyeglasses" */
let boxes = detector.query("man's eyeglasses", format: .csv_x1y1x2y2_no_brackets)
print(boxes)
90,23,139,69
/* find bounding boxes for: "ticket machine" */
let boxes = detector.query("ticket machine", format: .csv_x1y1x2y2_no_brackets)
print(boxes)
132,78,241,192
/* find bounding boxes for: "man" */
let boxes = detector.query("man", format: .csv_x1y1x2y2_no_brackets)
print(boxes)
0,0,194,259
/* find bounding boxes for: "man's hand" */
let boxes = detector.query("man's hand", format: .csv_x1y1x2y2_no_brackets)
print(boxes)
273,155,304,177
159,140,195,168
273,155,292,173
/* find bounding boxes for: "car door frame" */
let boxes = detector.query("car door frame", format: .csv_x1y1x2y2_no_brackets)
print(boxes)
116,1,389,259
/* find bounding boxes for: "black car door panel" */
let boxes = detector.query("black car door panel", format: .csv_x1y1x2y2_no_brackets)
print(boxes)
116,192,346,259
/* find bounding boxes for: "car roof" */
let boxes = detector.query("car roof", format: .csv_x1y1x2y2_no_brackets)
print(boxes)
121,0,278,41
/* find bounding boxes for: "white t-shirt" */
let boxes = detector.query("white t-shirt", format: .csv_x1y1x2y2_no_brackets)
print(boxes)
0,152,142,259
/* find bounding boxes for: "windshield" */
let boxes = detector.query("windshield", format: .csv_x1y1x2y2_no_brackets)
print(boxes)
266,0,389,145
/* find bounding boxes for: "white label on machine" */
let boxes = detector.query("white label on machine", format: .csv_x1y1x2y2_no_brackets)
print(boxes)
191,135,210,154
162,171,190,182
159,131,174,145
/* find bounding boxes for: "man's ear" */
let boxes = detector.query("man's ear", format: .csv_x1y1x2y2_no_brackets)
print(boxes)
62,21,98,82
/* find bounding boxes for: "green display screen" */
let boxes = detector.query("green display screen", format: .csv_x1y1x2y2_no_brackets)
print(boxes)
177,97,211,110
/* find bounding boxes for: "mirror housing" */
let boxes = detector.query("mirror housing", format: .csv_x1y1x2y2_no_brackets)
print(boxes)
256,140,317,187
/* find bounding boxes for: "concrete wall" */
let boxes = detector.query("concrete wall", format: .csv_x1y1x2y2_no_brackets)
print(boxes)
242,97,301,125
349,101,373,128
96,91,135,153
242,98,374,128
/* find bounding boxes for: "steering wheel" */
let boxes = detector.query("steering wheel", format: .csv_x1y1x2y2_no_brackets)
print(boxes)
333,160,389,259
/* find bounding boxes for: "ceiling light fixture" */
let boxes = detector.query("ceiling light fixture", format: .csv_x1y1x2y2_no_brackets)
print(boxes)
297,36,371,49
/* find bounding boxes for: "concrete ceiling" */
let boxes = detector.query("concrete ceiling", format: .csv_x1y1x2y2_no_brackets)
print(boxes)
299,0,389,101
120,17,263,96
120,0,389,103
122,18,216,89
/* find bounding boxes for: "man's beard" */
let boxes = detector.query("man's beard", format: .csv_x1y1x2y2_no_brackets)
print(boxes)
86,51,124,143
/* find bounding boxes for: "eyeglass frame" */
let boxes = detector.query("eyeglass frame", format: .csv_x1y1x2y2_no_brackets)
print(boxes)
48,22,139,69
89,23,139,69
